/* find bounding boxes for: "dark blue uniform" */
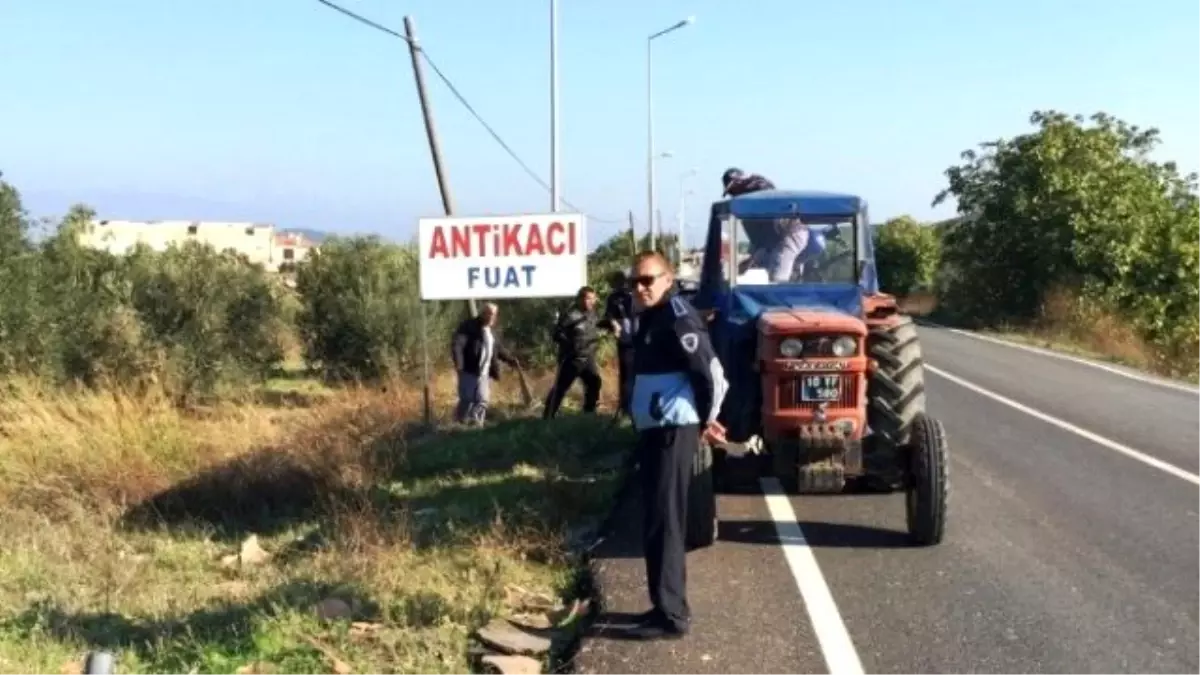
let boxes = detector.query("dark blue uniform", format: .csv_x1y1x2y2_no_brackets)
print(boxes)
630,290,728,635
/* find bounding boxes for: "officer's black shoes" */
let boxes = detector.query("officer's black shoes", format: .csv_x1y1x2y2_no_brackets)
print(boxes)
626,620,688,641
625,611,689,641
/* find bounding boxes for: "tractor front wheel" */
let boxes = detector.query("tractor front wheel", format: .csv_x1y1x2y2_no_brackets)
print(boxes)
905,413,948,546
686,440,718,550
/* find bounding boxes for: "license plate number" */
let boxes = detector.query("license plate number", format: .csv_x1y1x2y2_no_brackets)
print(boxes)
800,375,841,402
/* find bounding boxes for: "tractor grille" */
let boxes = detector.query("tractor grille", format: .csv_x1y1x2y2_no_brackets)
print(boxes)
778,374,860,410
792,334,858,358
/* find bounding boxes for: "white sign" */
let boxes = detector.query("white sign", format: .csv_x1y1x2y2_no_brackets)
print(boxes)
418,212,587,300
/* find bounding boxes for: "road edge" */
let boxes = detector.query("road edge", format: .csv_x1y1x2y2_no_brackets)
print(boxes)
554,449,643,667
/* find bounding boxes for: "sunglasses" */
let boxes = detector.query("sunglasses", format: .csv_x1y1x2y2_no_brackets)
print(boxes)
631,272,665,288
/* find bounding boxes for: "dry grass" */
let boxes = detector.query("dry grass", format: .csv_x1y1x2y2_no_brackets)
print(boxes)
900,288,1197,382
0,365,630,674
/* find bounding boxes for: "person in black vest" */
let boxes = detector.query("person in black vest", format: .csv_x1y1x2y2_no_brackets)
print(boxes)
543,286,605,419
450,302,519,425
601,269,637,418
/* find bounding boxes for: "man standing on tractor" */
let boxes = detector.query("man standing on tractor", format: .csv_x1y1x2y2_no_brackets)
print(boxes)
601,269,637,418
624,250,728,640
543,286,604,419
721,167,774,197
722,167,811,283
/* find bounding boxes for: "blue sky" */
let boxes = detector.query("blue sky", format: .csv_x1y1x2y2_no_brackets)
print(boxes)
2,0,1197,248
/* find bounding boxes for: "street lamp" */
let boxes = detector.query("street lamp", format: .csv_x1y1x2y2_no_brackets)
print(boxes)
646,15,694,250
649,150,673,249
677,168,697,263
549,0,561,210
550,0,561,211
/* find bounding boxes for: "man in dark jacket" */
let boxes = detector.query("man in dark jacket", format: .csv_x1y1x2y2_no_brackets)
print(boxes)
624,250,728,640
543,286,604,419
601,269,637,418
451,302,519,425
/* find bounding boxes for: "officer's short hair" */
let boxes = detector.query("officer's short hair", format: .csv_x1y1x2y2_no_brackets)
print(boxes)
633,250,674,275
576,285,597,300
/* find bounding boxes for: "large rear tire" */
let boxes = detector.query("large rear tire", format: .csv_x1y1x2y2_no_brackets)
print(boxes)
905,413,948,545
686,441,718,550
867,314,926,485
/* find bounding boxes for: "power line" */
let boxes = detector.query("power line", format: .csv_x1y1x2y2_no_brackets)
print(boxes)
314,0,625,225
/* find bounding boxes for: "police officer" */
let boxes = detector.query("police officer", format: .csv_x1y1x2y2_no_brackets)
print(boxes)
625,250,728,640
543,286,604,419
601,269,637,418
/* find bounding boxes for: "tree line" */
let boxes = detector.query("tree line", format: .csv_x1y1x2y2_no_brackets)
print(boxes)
0,178,662,401
874,110,1198,378
2,108,1194,398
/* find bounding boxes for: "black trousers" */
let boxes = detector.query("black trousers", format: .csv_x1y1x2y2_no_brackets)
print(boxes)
543,357,601,419
638,423,697,630
616,345,635,417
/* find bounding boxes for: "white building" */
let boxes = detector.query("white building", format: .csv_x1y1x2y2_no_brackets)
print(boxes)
78,219,318,272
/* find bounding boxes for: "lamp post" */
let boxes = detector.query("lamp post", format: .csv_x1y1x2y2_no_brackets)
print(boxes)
649,150,673,250
550,0,561,211
677,168,697,264
646,16,694,250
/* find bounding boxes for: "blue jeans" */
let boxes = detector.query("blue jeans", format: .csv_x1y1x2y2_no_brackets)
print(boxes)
455,371,490,424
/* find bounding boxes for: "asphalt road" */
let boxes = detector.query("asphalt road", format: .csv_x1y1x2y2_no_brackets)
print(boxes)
576,324,1199,674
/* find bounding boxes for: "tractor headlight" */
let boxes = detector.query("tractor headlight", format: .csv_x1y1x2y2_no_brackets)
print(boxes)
779,338,804,358
831,336,857,357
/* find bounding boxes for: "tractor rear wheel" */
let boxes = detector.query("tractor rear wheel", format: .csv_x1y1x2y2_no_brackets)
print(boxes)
686,440,718,550
866,315,926,485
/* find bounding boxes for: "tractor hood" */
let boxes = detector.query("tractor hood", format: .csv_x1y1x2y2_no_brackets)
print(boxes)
728,283,864,322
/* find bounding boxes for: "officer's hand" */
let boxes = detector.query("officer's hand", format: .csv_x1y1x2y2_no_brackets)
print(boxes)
702,421,727,445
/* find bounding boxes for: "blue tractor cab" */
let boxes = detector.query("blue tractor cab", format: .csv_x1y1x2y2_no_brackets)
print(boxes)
683,189,948,550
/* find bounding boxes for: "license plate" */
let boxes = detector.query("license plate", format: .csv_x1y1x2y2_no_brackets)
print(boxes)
800,374,841,402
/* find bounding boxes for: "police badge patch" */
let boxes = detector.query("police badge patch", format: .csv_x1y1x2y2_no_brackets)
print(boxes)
670,296,689,318
680,332,699,353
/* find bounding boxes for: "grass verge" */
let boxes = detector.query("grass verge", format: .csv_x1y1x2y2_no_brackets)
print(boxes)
0,367,632,674
902,289,1199,384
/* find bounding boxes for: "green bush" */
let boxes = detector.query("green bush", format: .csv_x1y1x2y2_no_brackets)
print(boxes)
932,109,1199,374
872,215,942,297
293,235,463,380
0,180,289,399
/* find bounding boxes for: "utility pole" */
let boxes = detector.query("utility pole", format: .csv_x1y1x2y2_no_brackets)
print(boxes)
550,0,561,211
628,210,637,252
405,14,472,428
405,16,476,317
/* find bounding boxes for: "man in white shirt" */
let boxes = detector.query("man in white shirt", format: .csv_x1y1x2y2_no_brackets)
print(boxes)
450,303,519,425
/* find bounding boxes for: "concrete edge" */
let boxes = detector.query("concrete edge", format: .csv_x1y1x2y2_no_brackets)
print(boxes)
558,457,643,674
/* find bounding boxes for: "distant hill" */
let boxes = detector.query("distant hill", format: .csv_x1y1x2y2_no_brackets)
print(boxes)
280,228,330,244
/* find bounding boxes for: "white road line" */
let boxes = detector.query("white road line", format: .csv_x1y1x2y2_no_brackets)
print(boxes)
926,364,1200,486
922,321,1199,394
760,476,865,675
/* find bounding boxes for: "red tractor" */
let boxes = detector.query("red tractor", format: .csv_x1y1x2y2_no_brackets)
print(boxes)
686,189,947,548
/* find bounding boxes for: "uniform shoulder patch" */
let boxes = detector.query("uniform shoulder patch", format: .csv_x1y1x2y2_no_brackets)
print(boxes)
670,296,690,318
680,332,699,353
